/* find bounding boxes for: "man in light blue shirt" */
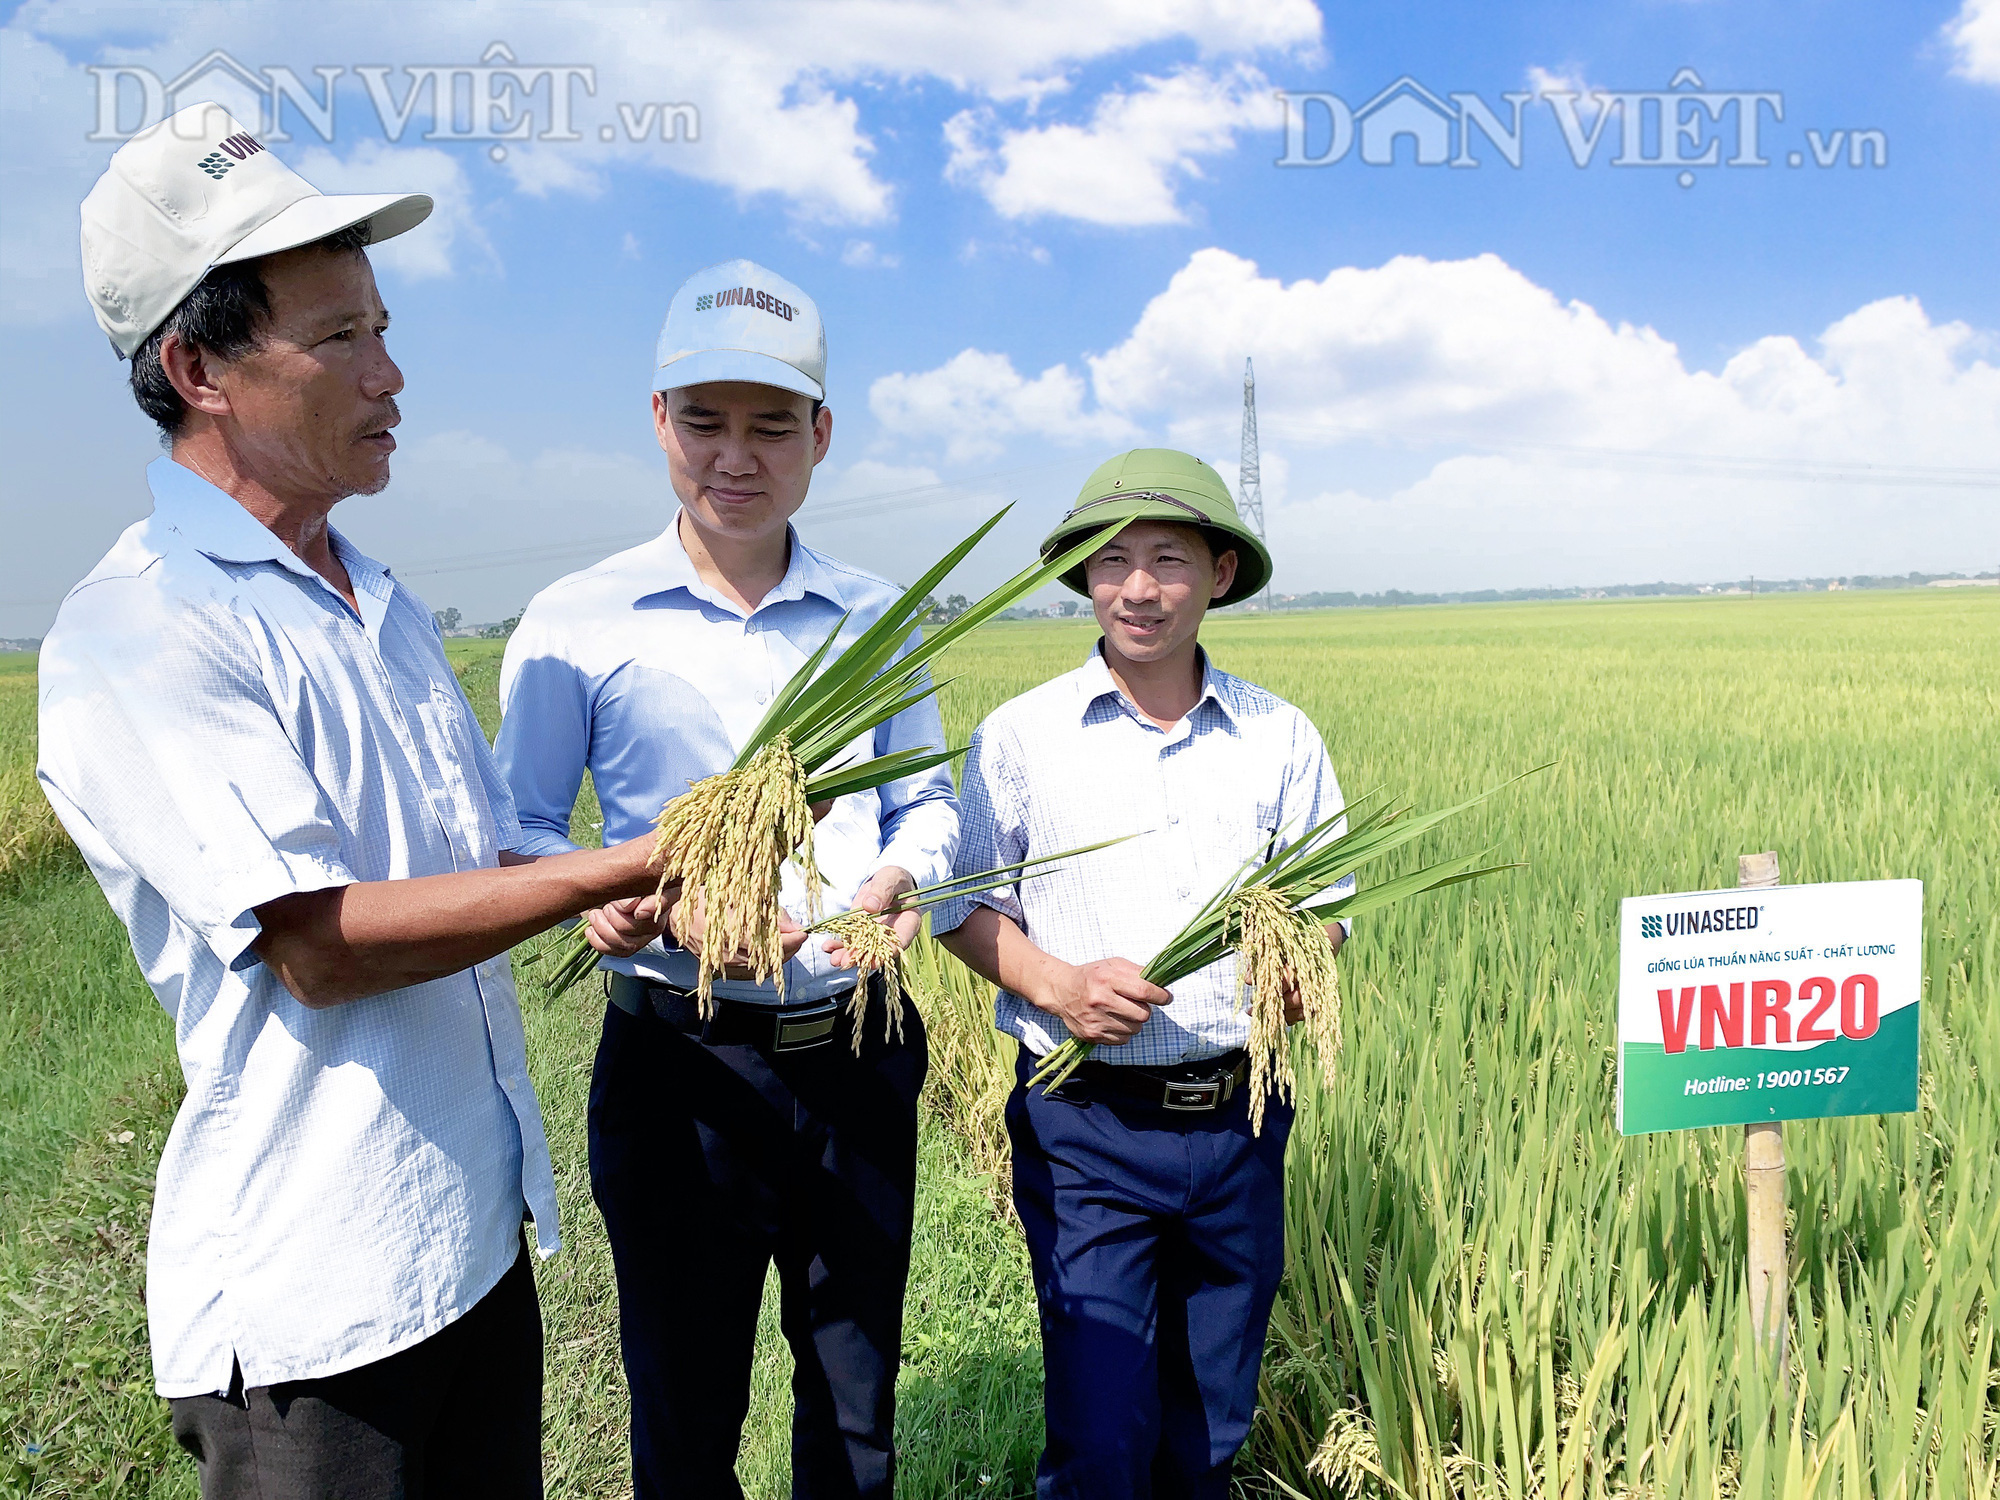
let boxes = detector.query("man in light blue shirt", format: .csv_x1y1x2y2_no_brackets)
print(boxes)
494,260,956,1499
938,449,1349,1500
42,106,674,1498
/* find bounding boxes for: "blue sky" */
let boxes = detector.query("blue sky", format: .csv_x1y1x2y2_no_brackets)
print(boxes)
3,0,1997,636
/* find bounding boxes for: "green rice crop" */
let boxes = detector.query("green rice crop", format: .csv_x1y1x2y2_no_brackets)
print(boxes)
925,592,2000,1499
5,588,1995,1496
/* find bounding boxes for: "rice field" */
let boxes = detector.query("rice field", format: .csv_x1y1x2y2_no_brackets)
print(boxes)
3,588,1996,1496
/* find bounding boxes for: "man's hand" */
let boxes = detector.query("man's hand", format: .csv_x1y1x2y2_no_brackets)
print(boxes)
583,892,676,959
1038,958,1171,1046
1281,922,1346,1024
674,893,808,979
823,866,920,968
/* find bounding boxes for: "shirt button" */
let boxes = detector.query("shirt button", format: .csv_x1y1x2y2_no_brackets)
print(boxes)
1176,886,1190,899
755,689,769,704
1167,812,1179,825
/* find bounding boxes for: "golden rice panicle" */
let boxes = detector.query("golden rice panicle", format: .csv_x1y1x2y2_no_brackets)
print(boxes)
655,736,820,1012
1227,885,1342,1134
820,909,906,1054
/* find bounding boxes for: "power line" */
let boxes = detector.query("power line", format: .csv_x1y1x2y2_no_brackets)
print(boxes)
4,457,1085,605
1255,423,2000,489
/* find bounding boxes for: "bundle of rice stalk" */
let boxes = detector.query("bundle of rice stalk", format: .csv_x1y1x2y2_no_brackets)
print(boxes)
1028,769,1547,1132
534,507,1128,1006
808,835,1137,1052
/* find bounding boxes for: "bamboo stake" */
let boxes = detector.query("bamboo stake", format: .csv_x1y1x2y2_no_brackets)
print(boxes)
1738,849,1787,1371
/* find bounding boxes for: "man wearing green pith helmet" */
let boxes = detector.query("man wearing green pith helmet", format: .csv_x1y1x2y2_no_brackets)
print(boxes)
936,449,1353,1499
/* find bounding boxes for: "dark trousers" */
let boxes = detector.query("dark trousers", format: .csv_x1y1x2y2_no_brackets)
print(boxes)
168,1240,542,1500
588,995,927,1499
1007,1053,1294,1500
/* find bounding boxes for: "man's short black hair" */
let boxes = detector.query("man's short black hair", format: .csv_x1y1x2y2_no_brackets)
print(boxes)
127,222,373,442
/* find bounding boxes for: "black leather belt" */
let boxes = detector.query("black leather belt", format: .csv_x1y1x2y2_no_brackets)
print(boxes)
1047,1050,1250,1112
608,972,869,1053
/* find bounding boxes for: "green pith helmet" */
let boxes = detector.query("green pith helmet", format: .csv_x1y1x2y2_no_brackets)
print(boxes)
1039,447,1272,608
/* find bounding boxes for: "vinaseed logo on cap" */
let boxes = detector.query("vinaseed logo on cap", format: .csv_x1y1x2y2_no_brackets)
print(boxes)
195,132,267,179
693,287,796,321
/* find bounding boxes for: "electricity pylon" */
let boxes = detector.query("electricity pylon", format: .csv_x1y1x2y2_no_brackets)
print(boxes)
1239,358,1273,612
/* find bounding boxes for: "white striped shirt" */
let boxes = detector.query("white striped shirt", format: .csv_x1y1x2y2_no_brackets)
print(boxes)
494,515,958,1004
934,644,1352,1066
37,458,556,1398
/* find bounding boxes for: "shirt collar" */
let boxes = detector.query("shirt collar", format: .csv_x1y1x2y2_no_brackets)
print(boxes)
1075,641,1237,728
146,456,393,601
636,508,849,615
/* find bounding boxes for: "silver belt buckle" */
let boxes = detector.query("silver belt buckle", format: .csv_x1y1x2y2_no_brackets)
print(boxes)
772,1000,839,1052
1162,1078,1222,1111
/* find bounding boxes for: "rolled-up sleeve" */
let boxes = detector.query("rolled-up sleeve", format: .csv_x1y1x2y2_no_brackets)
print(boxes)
870,654,959,892
494,613,590,858
930,717,1025,935
37,588,356,969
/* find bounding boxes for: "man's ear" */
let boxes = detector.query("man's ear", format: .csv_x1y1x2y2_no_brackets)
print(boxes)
651,391,673,453
1211,547,1240,601
160,332,233,421
811,402,832,467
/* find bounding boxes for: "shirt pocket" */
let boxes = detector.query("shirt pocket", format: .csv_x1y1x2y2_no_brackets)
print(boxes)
422,681,468,760
423,682,494,839
1223,796,1285,864
1251,797,1285,853
1187,793,1284,899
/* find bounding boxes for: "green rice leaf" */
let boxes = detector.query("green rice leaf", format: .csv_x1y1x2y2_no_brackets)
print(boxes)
803,745,968,804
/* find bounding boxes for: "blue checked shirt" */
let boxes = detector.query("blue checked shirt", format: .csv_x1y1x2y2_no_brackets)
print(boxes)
494,515,958,1004
36,458,558,1399
933,645,1352,1066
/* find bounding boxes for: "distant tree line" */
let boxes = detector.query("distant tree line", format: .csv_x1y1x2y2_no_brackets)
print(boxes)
1267,571,1996,611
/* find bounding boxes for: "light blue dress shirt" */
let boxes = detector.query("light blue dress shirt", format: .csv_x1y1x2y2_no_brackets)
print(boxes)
495,513,959,1004
934,645,1352,1066
36,458,558,1398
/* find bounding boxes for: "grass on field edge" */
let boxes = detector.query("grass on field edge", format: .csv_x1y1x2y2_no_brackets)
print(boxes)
0,906,1033,1500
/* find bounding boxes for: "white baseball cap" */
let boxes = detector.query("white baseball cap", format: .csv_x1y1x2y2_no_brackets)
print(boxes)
80,101,433,358
653,259,826,402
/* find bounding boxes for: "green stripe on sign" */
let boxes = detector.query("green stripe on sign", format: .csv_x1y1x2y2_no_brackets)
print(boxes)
1620,1002,1918,1135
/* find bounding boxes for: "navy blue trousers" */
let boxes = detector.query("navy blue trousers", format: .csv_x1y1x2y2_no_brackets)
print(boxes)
1007,1053,1293,1500
588,999,926,1500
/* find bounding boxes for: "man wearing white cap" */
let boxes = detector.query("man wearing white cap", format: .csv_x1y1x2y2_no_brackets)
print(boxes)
40,104,679,1495
494,260,958,1497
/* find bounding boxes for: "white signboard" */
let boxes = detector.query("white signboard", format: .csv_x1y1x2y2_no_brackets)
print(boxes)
1617,879,1922,1135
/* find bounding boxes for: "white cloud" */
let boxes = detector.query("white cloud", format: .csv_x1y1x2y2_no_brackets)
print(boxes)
0,0,1325,318
1944,0,2000,83
840,239,900,269
1088,249,2000,469
869,349,1137,464
1525,63,1596,98
0,26,116,326
291,141,494,280
866,249,2000,589
958,238,1050,265
944,64,1276,225
498,144,606,200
